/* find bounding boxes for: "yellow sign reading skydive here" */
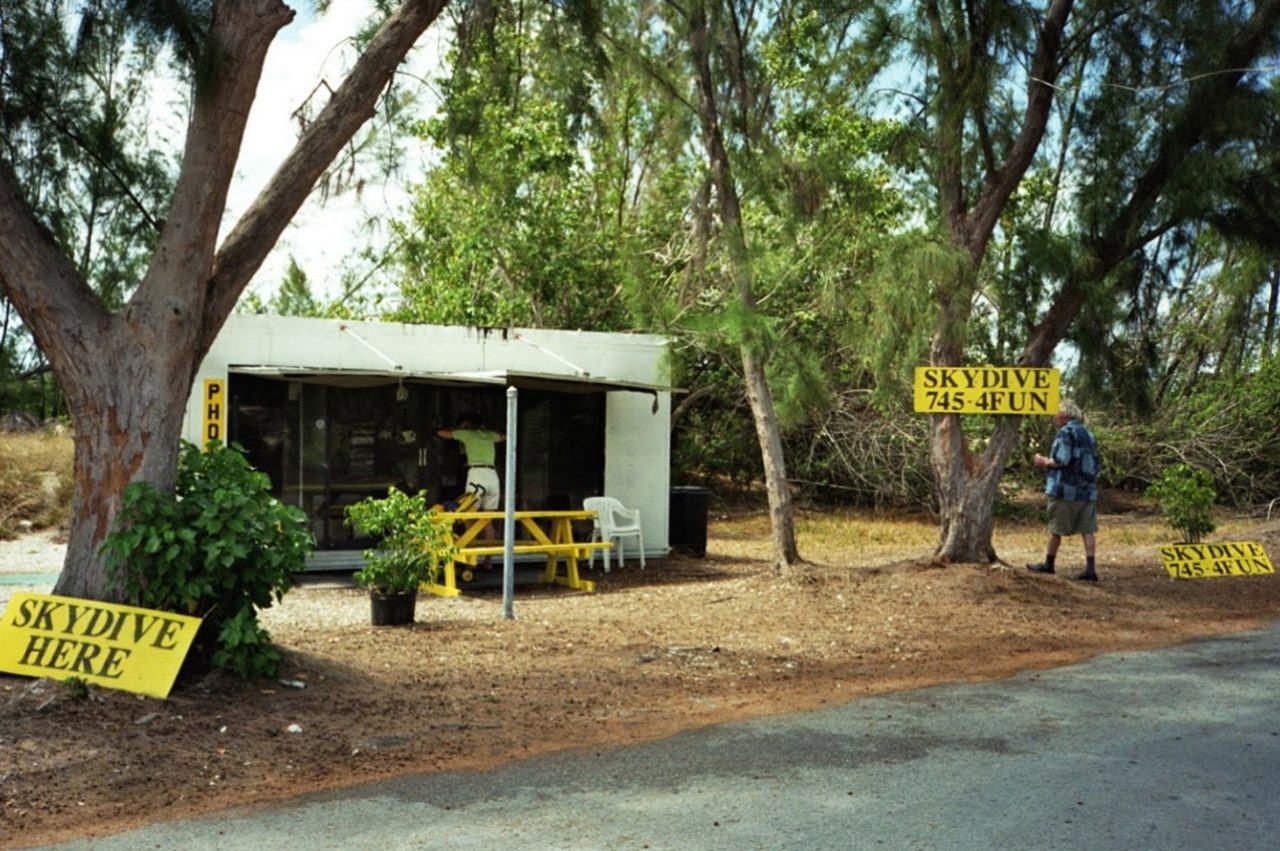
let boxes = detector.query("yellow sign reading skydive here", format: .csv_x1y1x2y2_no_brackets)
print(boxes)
914,367,1060,415
0,593,202,699
1159,541,1275,580
202,378,226,446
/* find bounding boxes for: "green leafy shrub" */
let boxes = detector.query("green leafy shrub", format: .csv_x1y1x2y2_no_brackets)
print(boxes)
1108,355,1280,506
1146,463,1217,544
345,487,454,594
101,440,313,679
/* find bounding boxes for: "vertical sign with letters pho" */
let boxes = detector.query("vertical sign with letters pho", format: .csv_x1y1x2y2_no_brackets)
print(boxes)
202,378,225,447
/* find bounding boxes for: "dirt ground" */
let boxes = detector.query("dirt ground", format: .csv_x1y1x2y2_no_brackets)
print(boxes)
3,505,1280,848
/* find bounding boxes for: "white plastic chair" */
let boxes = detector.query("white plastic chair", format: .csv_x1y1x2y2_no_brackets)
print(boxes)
583,496,645,572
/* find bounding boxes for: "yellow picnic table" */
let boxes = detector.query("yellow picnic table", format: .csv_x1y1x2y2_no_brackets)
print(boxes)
425,509,612,597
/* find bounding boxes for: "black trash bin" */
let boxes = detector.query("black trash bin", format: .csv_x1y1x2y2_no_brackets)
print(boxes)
669,486,711,557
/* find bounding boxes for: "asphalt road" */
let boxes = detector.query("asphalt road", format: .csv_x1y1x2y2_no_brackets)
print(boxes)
30,623,1280,851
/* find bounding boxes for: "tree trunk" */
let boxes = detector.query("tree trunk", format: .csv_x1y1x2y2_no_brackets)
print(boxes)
0,0,449,600
930,413,1022,563
57,328,193,600
934,473,1000,563
688,0,799,571
925,0,1073,563
1265,266,1279,358
742,344,800,568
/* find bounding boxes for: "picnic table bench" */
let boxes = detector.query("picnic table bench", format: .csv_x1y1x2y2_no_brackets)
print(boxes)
425,509,612,596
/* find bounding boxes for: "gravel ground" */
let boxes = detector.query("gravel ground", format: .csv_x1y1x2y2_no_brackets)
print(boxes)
7,511,1280,847
0,529,461,630
0,529,64,570
0,529,64,609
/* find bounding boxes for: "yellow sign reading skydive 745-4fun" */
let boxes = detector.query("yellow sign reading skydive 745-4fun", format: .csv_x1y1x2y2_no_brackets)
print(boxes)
914,367,1059,415
1159,541,1275,580
0,593,202,699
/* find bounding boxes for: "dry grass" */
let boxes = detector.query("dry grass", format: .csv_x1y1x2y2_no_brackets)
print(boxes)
0,426,1237,557
0,431,74,537
783,501,1242,572
796,511,940,546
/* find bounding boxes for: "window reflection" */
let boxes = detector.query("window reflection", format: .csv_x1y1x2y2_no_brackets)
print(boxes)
227,374,604,550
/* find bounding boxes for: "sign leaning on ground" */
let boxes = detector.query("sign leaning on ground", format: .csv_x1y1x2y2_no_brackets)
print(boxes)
0,593,201,698
913,367,1060,415
1159,541,1275,580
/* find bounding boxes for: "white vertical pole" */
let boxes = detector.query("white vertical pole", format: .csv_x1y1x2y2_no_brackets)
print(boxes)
502,386,518,620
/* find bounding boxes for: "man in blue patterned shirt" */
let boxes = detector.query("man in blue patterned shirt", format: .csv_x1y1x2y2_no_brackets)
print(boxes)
1027,400,1102,581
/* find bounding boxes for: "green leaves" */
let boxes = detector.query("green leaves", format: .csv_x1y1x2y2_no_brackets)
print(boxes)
1147,463,1217,544
212,604,282,680
346,487,455,595
388,84,627,330
101,441,313,678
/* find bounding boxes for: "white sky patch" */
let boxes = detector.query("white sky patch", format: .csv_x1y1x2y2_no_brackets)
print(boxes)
223,2,447,303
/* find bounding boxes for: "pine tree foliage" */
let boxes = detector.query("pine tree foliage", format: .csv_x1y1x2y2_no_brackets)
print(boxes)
1,0,451,599
0,0,179,413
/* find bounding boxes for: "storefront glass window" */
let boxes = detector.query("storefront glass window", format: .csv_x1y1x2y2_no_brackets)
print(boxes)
228,374,604,550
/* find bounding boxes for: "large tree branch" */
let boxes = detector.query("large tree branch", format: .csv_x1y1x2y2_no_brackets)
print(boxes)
1095,1,1280,273
200,0,450,353
965,0,1074,257
1020,0,1280,367
139,0,296,317
0,157,109,376
925,0,967,233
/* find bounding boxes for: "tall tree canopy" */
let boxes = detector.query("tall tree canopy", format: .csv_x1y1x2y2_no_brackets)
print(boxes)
8,0,1280,596
385,0,912,569
866,0,1280,562
0,0,177,416
0,0,450,599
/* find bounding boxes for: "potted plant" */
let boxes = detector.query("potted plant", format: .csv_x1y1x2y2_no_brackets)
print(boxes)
345,487,455,626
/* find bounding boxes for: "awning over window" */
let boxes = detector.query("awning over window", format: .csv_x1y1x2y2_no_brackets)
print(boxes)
230,366,675,395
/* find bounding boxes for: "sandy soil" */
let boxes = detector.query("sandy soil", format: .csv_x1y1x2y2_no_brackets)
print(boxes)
0,530,64,576
3,509,1280,848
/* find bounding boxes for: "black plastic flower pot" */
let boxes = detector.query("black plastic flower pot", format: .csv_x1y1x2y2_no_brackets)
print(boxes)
369,589,417,626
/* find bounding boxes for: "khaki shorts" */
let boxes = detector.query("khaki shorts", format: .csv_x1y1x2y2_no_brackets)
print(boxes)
466,466,501,509
1048,497,1098,536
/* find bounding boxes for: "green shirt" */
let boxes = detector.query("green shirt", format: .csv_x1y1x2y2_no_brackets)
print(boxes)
452,429,500,466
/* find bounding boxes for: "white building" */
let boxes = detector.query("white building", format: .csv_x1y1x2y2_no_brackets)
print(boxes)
185,315,672,570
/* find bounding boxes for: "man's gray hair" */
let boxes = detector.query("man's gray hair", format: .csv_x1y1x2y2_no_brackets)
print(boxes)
1059,399,1083,421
